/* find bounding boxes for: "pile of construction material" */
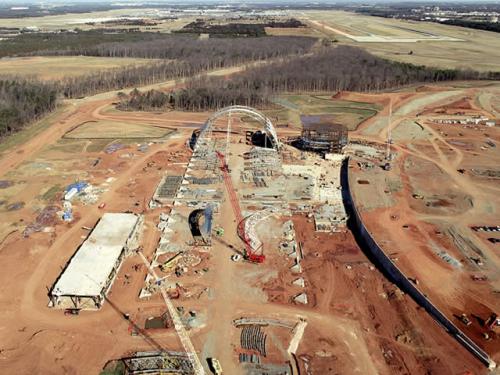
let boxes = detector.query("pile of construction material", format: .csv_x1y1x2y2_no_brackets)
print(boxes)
241,325,267,357
239,353,261,364
23,205,60,237
314,203,348,232
63,181,108,206
121,351,194,375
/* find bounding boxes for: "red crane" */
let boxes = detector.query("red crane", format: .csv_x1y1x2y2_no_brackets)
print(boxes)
216,151,265,264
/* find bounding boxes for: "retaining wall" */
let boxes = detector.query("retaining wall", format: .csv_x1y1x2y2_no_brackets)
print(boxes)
341,158,496,370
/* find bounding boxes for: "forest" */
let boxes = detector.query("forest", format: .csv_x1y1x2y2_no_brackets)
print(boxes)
0,35,315,137
0,79,57,137
40,34,315,62
440,19,500,33
118,46,499,111
176,18,306,37
177,21,267,37
55,36,315,98
0,30,166,58
2,38,498,140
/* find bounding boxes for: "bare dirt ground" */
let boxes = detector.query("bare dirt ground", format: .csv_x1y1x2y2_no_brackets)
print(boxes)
0,77,498,375
347,81,500,367
280,216,483,374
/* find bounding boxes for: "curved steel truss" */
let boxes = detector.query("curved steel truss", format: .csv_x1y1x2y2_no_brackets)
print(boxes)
195,105,280,151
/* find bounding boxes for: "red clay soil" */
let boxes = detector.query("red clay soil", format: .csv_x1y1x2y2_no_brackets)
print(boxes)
348,85,500,371
0,139,192,374
263,215,485,375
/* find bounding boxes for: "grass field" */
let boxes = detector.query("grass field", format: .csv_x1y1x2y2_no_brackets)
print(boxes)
269,94,380,130
0,8,194,32
302,10,500,72
64,120,174,139
0,56,157,80
264,27,324,38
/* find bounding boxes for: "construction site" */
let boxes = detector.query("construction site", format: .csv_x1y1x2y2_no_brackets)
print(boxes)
0,77,499,375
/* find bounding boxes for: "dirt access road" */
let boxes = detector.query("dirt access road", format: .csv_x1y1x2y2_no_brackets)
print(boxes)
0,64,248,179
346,83,500,365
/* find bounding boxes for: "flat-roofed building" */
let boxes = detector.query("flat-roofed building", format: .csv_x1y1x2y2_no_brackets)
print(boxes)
49,213,143,310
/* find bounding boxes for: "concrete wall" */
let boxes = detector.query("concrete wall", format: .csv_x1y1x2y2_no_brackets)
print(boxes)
341,158,496,370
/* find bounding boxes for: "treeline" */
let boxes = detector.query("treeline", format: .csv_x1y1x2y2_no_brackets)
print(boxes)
39,35,315,63
120,45,498,111
52,36,315,98
0,35,315,139
0,30,167,58
440,19,500,33
177,18,306,37
178,21,267,37
116,88,170,111
0,79,57,137
58,60,194,98
6,30,314,60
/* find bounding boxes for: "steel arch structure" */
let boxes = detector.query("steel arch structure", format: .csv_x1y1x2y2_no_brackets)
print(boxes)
194,105,280,151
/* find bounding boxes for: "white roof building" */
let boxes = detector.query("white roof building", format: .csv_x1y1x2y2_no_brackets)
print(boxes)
50,213,142,310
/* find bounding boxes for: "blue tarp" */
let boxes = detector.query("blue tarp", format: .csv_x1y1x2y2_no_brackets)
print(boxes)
63,210,73,221
66,181,88,193
105,143,125,154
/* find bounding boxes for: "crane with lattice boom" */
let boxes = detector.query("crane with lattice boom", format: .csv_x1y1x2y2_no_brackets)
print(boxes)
136,251,206,375
215,150,265,264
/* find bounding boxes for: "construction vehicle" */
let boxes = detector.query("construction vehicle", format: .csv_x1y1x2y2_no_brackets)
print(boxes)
207,357,223,375
159,251,183,272
167,284,182,299
460,313,472,326
215,151,265,264
471,274,488,282
485,313,499,330
64,308,80,316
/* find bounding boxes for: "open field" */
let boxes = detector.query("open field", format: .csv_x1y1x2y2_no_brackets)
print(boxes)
0,8,194,32
302,10,500,72
0,56,157,80
64,120,174,139
264,26,324,38
270,94,380,130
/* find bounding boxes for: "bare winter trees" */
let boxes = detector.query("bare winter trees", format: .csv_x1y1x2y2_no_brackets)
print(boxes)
0,79,57,137
117,89,170,111
39,35,316,66
54,36,316,98
167,46,498,111
1,35,316,139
